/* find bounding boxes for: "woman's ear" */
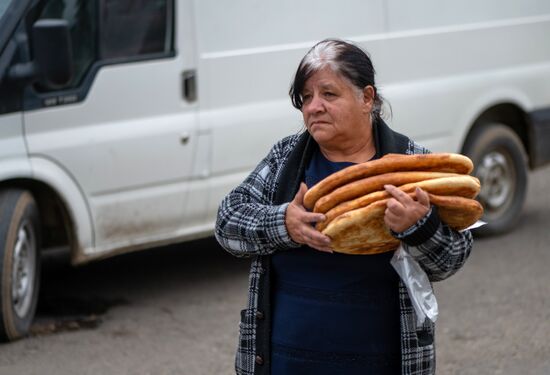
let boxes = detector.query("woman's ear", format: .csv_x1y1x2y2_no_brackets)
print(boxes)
362,85,375,113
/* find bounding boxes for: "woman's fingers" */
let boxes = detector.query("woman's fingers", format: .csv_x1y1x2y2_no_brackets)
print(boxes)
306,237,333,253
384,204,400,223
384,184,414,204
312,245,334,253
385,197,405,215
415,187,430,208
302,211,326,224
383,185,430,233
293,182,308,205
285,183,332,252
298,213,332,251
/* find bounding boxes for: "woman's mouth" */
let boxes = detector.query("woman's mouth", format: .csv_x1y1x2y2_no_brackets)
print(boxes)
310,121,329,127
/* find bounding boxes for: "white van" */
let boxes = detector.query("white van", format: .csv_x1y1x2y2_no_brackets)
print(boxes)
0,0,549,340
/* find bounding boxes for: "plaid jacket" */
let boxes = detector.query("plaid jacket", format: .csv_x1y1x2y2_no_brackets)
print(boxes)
215,120,473,375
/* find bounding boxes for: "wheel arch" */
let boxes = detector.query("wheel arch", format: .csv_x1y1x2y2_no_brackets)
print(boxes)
459,95,533,168
0,178,74,255
0,157,95,264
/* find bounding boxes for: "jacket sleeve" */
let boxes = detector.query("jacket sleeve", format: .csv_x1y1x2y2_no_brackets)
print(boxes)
393,206,473,281
215,139,300,258
395,140,473,281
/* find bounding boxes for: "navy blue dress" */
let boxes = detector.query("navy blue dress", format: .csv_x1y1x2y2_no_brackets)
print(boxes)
271,149,401,374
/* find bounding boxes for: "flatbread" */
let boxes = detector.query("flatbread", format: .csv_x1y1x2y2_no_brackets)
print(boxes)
323,199,398,254
322,194,483,255
304,153,474,210
313,171,459,213
316,175,480,231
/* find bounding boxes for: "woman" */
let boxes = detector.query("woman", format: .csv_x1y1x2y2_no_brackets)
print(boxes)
216,39,472,375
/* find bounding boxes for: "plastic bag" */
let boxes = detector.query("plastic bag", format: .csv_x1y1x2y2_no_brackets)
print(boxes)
391,220,486,325
461,220,486,231
391,244,438,326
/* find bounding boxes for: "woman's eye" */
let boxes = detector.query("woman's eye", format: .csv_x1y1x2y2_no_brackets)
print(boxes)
302,94,312,102
324,92,336,97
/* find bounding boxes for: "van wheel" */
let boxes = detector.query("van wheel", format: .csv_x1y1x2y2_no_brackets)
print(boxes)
463,124,528,236
0,190,41,341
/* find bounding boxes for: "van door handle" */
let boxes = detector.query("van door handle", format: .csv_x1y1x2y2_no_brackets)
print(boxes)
182,70,197,103
180,132,190,145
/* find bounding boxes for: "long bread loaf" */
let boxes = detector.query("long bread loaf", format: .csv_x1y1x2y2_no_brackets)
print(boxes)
313,171,459,213
304,153,474,210
322,194,483,255
316,174,480,231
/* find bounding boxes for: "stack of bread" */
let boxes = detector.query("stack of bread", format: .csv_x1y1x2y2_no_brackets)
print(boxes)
304,153,484,255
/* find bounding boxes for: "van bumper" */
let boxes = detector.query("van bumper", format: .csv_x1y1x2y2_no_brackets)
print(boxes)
529,107,550,168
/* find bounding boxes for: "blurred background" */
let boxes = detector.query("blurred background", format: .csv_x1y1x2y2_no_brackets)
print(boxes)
0,0,549,374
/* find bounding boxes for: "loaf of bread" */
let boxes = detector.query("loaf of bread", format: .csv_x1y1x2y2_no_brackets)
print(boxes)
316,174,480,232
306,153,483,255
313,171,460,214
304,153,474,210
322,194,483,255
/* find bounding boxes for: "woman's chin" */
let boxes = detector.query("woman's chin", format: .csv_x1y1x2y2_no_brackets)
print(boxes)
309,129,335,145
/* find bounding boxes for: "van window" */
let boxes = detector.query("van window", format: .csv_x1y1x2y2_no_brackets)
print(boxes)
37,0,98,89
99,0,173,60
33,0,173,93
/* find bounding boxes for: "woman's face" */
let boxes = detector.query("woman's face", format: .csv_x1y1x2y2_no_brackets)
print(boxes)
301,67,374,149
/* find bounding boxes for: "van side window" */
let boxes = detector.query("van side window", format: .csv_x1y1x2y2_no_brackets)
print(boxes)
37,0,98,89
99,0,172,60
32,0,173,94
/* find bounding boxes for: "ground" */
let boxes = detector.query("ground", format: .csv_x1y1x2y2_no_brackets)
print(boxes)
0,166,549,375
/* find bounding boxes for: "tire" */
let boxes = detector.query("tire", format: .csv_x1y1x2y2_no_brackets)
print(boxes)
0,189,41,341
463,124,528,236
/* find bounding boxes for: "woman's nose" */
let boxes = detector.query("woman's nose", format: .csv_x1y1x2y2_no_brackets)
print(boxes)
304,95,324,114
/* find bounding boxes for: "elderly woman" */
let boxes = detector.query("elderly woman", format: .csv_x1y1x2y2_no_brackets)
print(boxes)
216,39,472,375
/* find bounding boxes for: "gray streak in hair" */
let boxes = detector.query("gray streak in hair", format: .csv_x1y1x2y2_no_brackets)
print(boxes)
290,39,388,121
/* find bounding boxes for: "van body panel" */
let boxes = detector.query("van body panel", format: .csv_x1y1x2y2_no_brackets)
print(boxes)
359,15,550,154
193,0,385,54
386,0,550,31
0,159,33,182
385,65,542,151
24,56,200,248
0,112,27,162
29,156,94,255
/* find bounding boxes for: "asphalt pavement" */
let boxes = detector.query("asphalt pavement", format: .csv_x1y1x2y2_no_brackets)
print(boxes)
0,166,549,375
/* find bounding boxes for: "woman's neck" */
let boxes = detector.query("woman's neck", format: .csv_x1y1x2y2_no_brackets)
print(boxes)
319,134,376,163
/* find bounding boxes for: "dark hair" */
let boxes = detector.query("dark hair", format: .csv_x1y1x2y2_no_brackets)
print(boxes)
289,39,386,121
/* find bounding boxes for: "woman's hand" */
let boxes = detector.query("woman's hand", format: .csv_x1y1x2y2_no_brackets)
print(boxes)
286,183,333,253
384,185,430,233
